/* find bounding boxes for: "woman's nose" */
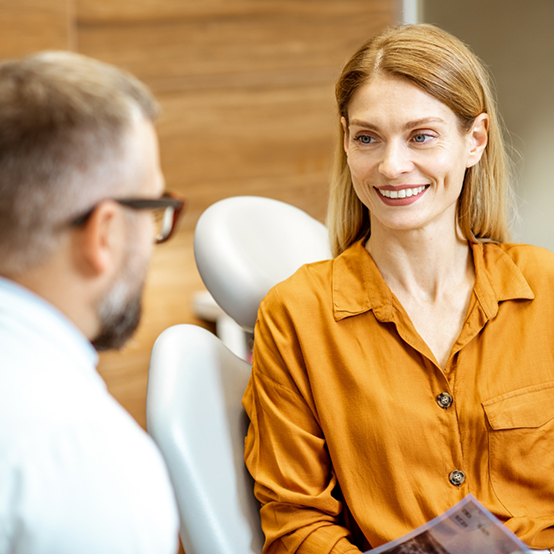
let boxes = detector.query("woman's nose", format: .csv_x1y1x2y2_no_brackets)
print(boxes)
379,142,413,179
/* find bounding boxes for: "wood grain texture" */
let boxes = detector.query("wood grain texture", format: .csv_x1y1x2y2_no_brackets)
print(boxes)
0,0,73,59
155,84,335,226
77,0,397,24
77,1,395,92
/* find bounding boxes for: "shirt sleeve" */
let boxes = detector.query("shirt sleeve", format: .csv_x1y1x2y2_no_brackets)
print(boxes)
243,287,362,554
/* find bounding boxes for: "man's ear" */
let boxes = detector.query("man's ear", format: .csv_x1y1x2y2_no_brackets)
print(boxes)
77,201,121,277
466,113,489,168
341,116,349,154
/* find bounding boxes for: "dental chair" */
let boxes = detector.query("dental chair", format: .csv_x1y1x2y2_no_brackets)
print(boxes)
146,196,331,554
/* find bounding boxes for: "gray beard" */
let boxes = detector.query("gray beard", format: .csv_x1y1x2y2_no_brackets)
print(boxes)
91,284,143,351
91,240,147,352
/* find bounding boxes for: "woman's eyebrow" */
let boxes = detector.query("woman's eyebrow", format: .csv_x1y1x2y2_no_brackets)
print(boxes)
402,117,445,130
348,119,379,130
348,117,446,131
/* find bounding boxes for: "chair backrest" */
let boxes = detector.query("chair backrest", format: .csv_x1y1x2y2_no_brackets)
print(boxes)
146,324,264,554
194,196,332,331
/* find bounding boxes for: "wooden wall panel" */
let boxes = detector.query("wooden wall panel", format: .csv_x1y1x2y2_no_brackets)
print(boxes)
0,0,72,59
84,0,401,427
155,84,335,226
77,4,394,90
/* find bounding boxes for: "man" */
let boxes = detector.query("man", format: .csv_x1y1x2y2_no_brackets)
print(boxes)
0,51,183,553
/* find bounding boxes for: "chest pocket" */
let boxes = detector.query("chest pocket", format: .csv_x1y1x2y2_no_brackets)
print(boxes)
483,382,554,518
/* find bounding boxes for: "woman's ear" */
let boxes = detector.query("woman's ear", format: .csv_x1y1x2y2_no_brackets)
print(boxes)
466,113,489,168
341,116,349,154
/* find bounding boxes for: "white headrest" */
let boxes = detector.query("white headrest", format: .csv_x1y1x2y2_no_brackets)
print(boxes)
194,196,332,331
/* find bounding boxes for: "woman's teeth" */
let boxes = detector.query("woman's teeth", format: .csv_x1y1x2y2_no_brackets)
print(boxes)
378,185,427,199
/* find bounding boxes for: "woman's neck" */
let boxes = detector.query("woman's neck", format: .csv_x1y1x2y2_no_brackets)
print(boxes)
366,220,473,304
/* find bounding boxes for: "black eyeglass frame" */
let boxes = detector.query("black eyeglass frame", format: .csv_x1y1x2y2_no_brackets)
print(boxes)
72,192,186,244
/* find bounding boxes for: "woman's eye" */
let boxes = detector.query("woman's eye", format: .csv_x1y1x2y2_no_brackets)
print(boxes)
412,133,433,143
355,135,375,144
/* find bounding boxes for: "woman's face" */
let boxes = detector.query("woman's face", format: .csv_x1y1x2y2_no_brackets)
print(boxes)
342,74,488,236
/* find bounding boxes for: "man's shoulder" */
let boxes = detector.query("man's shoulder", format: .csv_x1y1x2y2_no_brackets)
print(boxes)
0,430,178,553
0,364,179,554
0,328,99,425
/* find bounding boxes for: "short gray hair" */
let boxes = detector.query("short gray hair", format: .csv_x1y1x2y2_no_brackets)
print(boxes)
0,51,159,274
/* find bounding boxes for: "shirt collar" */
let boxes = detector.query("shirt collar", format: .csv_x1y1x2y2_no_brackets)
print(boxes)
0,276,99,369
332,240,535,322
471,242,534,319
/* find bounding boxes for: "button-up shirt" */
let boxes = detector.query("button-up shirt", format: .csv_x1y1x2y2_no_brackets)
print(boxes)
243,240,554,553
0,277,179,554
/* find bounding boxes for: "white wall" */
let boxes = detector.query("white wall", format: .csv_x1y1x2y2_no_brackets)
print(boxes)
423,0,554,250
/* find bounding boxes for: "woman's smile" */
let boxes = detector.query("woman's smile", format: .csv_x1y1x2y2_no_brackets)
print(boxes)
376,185,429,205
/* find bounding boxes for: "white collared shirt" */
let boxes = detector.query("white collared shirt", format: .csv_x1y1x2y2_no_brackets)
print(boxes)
0,277,179,553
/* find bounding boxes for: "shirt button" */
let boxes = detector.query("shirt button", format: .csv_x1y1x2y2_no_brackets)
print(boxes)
449,470,466,486
436,392,453,409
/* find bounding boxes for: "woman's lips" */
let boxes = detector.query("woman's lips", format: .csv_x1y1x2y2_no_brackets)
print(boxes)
376,185,429,206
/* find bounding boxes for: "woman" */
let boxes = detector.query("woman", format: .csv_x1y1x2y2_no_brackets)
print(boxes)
243,24,554,553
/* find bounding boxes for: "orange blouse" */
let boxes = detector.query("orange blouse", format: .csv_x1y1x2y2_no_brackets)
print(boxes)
243,240,554,553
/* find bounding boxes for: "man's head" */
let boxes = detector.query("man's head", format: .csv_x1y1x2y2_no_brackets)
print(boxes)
0,51,167,350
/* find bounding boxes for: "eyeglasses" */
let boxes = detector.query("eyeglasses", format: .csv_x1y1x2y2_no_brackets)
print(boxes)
72,192,186,244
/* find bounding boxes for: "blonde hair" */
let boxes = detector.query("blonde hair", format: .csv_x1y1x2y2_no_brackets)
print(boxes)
0,51,158,274
328,24,511,257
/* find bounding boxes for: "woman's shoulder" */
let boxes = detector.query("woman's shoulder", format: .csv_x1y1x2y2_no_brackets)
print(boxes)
261,239,369,312
491,242,554,268
263,258,335,308
483,243,554,289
